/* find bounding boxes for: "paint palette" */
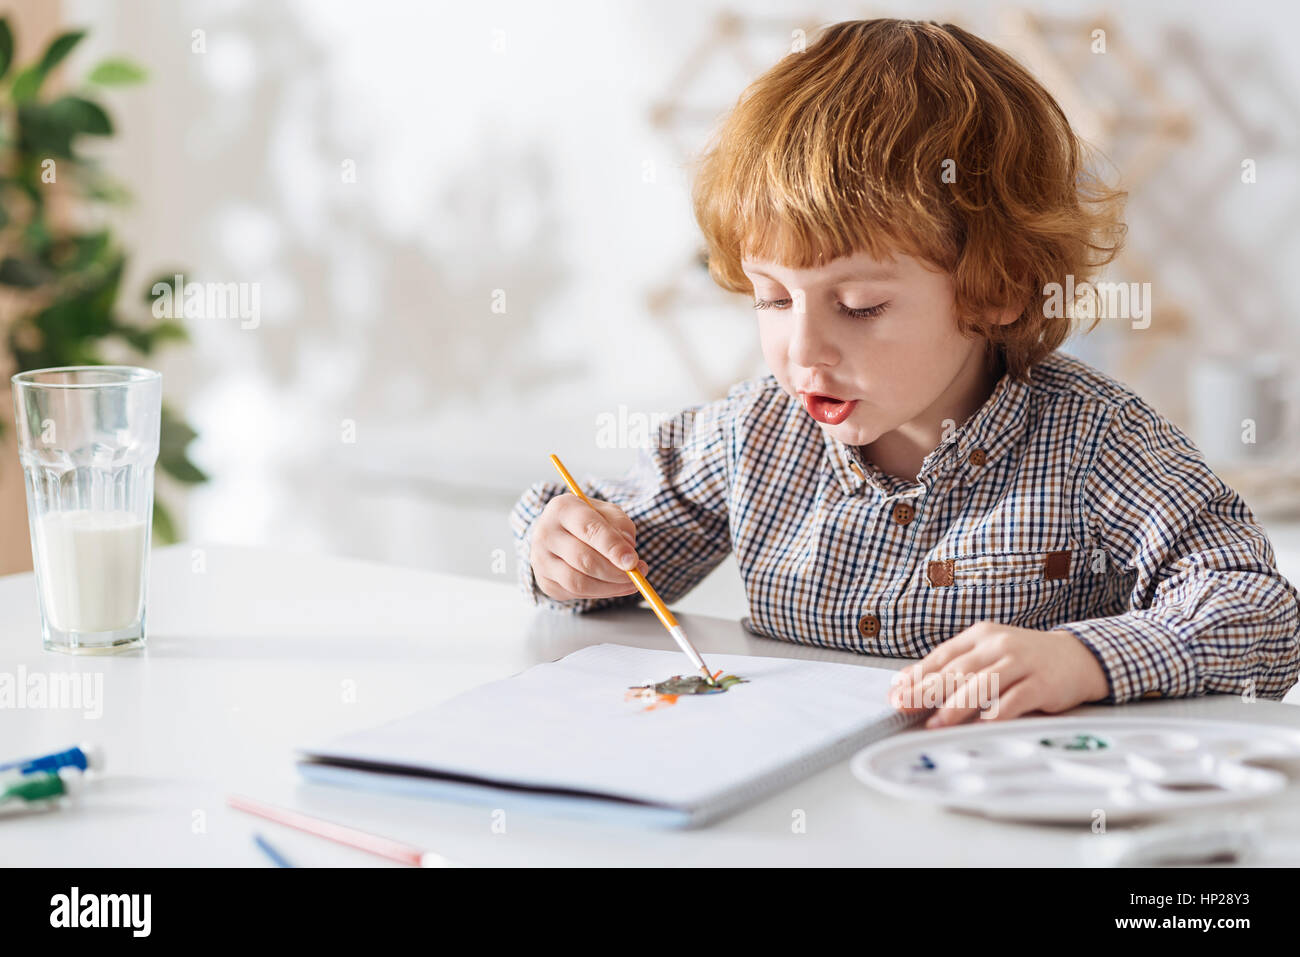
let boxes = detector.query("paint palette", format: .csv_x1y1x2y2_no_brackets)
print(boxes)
850,717,1300,824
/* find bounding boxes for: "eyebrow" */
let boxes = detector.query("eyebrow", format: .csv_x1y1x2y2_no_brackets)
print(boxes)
745,266,899,283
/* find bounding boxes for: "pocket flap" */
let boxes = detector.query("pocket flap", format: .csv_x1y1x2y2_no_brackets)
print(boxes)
927,548,1077,587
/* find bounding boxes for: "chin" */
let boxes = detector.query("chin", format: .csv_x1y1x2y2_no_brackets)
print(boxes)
821,418,878,446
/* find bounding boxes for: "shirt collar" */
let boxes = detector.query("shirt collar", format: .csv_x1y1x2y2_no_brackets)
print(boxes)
822,361,1033,497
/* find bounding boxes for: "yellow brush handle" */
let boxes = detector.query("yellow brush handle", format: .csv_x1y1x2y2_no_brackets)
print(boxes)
549,454,679,629
625,569,679,630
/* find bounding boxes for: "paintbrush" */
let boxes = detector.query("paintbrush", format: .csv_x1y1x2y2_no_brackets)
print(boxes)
549,453,717,686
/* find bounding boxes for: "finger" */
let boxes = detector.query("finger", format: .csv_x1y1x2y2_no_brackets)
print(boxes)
964,655,1026,721
926,671,988,728
590,500,637,545
904,623,990,686
558,498,639,571
980,679,1045,722
893,670,955,715
535,564,637,600
924,648,1034,722
895,642,1010,716
923,643,1016,695
550,532,635,585
534,564,639,601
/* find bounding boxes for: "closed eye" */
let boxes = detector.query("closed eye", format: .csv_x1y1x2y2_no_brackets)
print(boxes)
838,301,890,319
752,298,890,319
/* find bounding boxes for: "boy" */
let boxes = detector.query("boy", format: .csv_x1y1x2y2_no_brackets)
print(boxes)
510,19,1300,726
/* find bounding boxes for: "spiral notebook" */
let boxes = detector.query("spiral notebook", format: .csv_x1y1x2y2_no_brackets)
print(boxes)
298,643,920,828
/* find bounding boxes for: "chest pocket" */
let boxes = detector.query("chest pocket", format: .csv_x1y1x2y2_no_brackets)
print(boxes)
925,548,1082,588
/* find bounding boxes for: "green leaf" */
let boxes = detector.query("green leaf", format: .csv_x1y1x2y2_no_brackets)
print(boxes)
116,326,154,354
17,96,112,159
114,317,186,355
62,230,112,270
0,20,14,81
30,254,124,344
152,499,177,545
157,405,207,486
10,31,87,101
38,30,86,75
17,104,72,157
10,65,44,101
85,178,133,204
49,95,113,135
145,272,181,304
25,220,54,258
160,405,199,451
14,174,44,206
159,450,208,485
87,57,147,85
151,318,189,344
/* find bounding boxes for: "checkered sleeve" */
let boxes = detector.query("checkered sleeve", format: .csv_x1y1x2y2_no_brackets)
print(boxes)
1054,397,1300,703
508,394,735,614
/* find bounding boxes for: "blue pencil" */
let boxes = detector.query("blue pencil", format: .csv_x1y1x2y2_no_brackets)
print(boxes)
253,832,294,868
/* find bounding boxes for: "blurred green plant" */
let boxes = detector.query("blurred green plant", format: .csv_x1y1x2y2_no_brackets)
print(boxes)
0,20,205,543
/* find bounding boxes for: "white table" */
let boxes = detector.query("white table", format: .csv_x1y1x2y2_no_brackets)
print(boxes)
2,544,1298,867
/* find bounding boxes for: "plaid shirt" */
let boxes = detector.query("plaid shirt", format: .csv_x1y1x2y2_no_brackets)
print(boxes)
510,351,1300,704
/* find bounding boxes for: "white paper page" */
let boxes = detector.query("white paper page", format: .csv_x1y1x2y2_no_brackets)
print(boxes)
304,644,905,810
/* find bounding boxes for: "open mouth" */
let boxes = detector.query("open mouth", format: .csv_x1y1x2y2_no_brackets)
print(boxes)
800,393,859,425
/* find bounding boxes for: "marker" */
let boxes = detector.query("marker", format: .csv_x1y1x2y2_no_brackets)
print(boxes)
0,768,82,808
0,744,101,776
549,453,717,686
253,832,295,868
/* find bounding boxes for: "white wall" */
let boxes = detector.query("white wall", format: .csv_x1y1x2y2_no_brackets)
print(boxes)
55,0,1300,613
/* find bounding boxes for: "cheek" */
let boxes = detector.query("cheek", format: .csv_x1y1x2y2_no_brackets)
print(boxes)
756,318,789,368
868,315,956,377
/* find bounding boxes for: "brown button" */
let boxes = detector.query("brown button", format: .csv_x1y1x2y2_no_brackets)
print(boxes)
968,448,987,467
849,461,865,480
1141,690,1163,700
1043,550,1072,580
857,614,880,639
892,502,915,526
927,559,955,587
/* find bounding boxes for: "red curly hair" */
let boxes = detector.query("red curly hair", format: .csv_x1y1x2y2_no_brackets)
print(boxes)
691,18,1128,382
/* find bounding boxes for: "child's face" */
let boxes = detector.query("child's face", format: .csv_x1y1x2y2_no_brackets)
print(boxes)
741,249,993,449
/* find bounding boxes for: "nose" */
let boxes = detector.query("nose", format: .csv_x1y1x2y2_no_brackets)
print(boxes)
787,308,839,369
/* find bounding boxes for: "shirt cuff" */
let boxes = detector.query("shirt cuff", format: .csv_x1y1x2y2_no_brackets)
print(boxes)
1053,612,1200,704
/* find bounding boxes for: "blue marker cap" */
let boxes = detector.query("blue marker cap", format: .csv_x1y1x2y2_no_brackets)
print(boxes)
0,744,102,776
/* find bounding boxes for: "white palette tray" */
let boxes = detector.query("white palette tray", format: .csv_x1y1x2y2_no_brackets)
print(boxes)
850,716,1300,824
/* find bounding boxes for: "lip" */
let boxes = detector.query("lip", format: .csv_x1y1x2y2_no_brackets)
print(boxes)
796,382,848,396
797,386,851,402
800,392,859,425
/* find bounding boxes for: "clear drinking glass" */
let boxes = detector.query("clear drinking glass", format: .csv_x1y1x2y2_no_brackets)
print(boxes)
11,366,162,654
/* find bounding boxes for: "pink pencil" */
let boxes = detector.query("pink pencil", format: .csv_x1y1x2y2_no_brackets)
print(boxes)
227,794,453,867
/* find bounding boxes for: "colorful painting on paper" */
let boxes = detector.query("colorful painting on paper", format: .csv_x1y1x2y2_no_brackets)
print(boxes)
625,671,747,711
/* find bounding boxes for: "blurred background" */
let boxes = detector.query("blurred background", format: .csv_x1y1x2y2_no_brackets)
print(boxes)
1,0,1298,622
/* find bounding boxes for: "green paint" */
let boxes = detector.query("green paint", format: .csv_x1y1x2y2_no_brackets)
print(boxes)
631,674,748,696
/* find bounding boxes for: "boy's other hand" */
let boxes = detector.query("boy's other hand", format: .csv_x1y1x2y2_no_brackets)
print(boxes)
531,494,649,602
887,622,1111,728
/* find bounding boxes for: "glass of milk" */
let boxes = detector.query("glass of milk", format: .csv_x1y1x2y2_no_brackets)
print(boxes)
11,366,162,654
